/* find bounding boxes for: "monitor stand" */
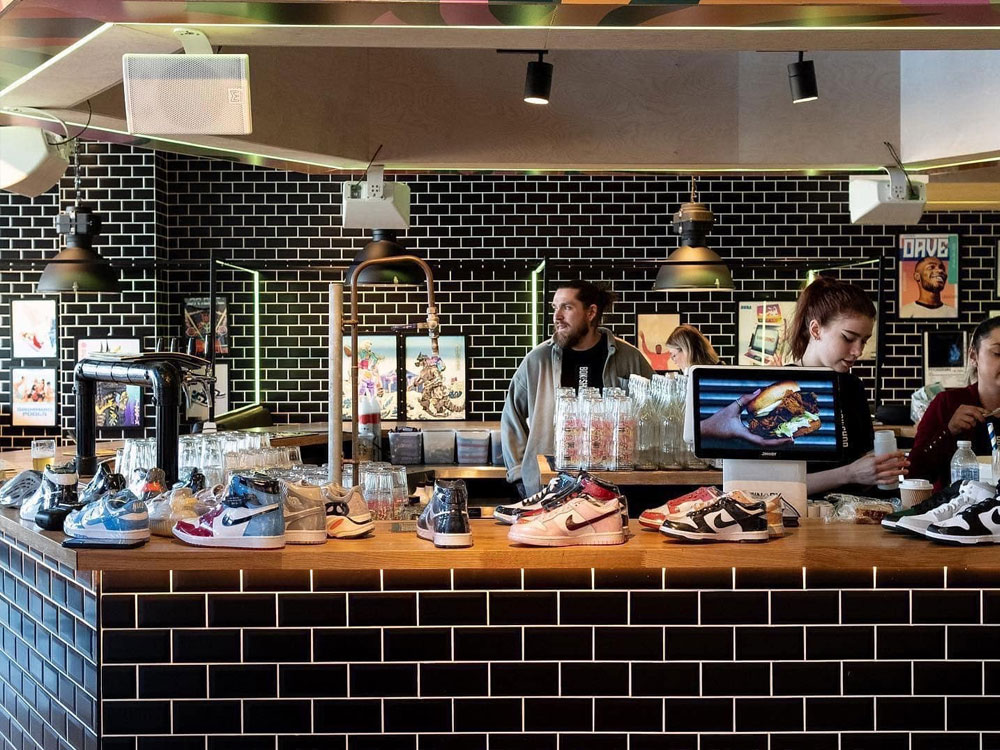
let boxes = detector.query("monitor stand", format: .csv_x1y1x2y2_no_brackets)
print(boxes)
723,459,807,520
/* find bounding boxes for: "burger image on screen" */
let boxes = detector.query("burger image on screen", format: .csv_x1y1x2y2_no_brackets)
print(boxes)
742,381,820,439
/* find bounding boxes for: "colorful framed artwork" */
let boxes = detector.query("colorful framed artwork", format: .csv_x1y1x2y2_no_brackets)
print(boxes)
924,330,968,388
11,367,57,426
11,298,58,359
343,335,398,420
183,297,229,355
186,363,229,420
636,314,681,372
898,234,959,319
736,299,798,366
77,339,143,431
403,334,467,420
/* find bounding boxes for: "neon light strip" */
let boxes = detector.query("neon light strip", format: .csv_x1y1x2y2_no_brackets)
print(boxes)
530,260,546,347
125,23,1000,32
217,260,263,403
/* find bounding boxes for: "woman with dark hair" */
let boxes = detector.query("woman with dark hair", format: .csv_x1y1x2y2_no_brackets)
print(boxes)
665,324,721,372
908,316,1000,490
789,275,908,494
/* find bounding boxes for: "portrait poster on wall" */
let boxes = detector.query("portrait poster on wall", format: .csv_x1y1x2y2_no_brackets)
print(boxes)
183,297,230,355
342,336,398,420
898,234,959,319
186,363,229,420
404,335,467,420
635,314,681,372
11,298,57,359
924,330,968,388
11,367,57,426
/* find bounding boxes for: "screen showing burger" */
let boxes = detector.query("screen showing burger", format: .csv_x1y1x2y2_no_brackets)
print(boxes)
691,366,844,461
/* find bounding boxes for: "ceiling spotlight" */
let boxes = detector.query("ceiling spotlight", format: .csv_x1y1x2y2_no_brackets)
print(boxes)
788,51,818,104
524,51,552,105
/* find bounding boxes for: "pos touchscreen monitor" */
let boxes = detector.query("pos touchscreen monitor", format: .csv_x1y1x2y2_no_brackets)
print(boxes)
691,366,845,462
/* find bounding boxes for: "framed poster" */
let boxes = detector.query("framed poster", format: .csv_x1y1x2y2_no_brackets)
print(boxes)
186,363,229,419
737,299,798,366
77,338,141,361
343,336,398,420
11,298,57,359
11,367,57,426
183,297,229,355
898,234,959,319
636,314,681,372
404,335,467,420
924,330,968,388
95,382,143,428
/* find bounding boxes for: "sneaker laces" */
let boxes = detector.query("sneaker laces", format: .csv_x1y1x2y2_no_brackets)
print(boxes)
922,495,975,521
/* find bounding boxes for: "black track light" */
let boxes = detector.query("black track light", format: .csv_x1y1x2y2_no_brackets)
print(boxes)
788,51,818,104
524,52,552,105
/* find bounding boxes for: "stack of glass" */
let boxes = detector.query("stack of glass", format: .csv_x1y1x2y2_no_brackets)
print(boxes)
554,387,584,470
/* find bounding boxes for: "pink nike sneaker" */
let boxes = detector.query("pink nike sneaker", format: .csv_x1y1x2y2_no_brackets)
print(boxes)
639,486,721,530
508,493,626,547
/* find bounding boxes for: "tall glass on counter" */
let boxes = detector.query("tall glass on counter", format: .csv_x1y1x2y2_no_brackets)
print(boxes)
554,387,584,471
630,376,661,471
610,388,636,470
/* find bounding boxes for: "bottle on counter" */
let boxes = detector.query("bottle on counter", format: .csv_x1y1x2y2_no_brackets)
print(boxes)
554,387,583,471
356,393,382,462
611,389,636,471
950,440,980,484
873,430,899,491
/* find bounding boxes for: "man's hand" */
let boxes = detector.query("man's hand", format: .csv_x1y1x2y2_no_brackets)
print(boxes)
848,450,909,486
699,388,794,448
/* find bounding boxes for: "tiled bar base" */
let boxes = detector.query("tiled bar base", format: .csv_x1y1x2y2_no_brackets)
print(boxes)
92,565,1000,750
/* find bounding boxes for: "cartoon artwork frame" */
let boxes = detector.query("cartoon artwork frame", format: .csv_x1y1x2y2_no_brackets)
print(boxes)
11,366,58,427
11,297,58,360
402,334,468,420
897,234,960,320
635,313,681,372
342,334,399,421
76,338,144,432
182,296,230,355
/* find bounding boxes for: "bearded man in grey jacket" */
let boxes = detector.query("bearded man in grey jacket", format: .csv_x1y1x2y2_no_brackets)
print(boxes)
501,280,654,497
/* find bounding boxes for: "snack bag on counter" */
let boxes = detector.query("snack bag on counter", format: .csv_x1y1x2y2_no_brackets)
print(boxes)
825,493,898,524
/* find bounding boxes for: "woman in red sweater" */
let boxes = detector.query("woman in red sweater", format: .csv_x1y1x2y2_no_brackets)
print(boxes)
909,317,1000,490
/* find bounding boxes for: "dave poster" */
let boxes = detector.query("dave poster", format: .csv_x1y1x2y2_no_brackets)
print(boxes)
898,234,959,319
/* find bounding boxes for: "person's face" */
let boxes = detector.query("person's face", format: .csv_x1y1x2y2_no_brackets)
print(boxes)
552,288,596,348
667,346,687,370
971,328,1000,391
915,257,947,293
806,314,874,373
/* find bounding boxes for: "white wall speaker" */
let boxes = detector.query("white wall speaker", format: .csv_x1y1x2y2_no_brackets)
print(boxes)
122,53,252,135
0,126,69,197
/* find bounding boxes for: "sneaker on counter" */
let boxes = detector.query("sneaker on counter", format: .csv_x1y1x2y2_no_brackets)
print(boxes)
63,489,149,543
178,466,206,494
20,461,77,525
283,481,374,541
508,492,626,547
639,486,721,530
895,480,994,537
172,473,285,549
417,479,472,548
882,480,962,532
79,462,114,505
659,493,769,543
493,472,580,525
925,496,1000,545
321,484,374,539
281,481,329,544
0,470,42,509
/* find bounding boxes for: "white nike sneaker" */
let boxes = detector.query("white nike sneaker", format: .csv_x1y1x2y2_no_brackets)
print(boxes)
896,490,981,537
172,473,285,549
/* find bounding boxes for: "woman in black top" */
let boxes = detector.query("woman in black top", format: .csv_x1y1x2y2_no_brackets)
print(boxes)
788,276,909,494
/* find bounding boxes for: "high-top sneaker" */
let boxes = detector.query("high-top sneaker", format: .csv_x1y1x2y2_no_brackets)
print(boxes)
417,479,472,548
20,461,77,524
64,489,149,543
173,473,285,549
639,487,721,530
896,480,994,537
925,496,1000,545
79,462,115,505
0,470,42,509
179,467,206,494
282,481,346,544
508,493,626,547
660,493,769,543
493,473,581,525
320,484,375,539
882,480,962,532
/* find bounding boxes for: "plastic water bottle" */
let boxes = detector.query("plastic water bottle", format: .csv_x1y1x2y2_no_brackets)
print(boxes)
873,430,899,491
950,440,980,484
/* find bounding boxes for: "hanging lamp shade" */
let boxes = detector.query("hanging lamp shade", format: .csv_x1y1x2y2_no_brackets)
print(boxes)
37,246,121,292
653,197,733,291
345,229,423,286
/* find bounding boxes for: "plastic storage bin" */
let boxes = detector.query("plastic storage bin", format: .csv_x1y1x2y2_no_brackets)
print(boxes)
422,430,456,464
457,430,490,465
490,429,503,466
388,430,423,465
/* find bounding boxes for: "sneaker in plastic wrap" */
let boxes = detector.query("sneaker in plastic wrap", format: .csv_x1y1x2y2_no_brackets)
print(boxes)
64,489,150,543
172,473,285,549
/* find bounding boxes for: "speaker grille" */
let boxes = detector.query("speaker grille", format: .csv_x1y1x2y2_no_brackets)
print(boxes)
123,54,252,135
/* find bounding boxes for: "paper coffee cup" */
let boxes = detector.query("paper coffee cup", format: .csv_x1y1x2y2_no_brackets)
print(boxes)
899,478,933,509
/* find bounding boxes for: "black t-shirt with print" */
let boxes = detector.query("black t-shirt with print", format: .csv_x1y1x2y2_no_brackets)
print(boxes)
561,333,608,391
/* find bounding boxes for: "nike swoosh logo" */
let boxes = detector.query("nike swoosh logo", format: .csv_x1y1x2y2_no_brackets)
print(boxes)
565,508,619,531
992,509,1000,527
221,505,279,527
714,512,741,529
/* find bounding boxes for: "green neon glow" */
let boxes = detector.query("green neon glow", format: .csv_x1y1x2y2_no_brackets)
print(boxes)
530,260,545,347
217,260,263,404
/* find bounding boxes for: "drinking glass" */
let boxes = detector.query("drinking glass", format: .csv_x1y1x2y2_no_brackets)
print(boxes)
389,465,409,521
200,436,225,487
31,439,56,472
363,466,395,521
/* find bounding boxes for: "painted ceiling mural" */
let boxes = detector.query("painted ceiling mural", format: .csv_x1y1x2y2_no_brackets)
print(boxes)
0,0,998,90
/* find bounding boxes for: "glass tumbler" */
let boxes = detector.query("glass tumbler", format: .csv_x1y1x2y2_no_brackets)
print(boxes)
363,466,395,521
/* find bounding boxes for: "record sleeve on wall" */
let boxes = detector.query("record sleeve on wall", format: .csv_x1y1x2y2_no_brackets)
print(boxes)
11,367,57,426
924,330,968,389
403,335,467,420
635,314,681,372
898,234,959,319
11,298,57,359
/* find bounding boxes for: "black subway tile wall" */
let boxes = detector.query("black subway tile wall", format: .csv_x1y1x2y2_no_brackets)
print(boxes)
4,143,1000,446
91,563,999,746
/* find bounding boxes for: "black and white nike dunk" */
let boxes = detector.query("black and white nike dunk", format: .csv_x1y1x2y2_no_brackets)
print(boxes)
925,496,1000,545
659,493,769,543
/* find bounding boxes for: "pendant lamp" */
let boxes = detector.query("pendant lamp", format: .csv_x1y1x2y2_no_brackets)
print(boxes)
653,180,733,292
345,229,423,286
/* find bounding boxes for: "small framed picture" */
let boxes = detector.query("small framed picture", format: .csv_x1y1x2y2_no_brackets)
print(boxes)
343,335,398,420
736,298,799,366
898,234,959,319
636,313,681,372
11,367,58,426
183,297,229,355
924,330,968,388
11,298,58,359
77,338,143,431
403,334,467,420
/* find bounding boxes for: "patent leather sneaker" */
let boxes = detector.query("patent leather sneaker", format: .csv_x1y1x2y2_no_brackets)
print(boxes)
660,493,768,543
173,473,285,549
0,470,42,509
21,461,77,525
882,480,962,532
895,480,993,537
320,484,375,539
508,493,626,547
493,473,580,525
64,489,150,543
926,496,1000,545
417,479,472,548
79,462,114,505
178,467,206,494
639,486,721,530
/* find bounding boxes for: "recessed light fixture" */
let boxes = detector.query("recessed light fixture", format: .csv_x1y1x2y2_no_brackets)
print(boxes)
788,51,818,103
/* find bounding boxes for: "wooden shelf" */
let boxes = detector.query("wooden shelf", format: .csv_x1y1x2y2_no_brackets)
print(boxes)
537,455,721,486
